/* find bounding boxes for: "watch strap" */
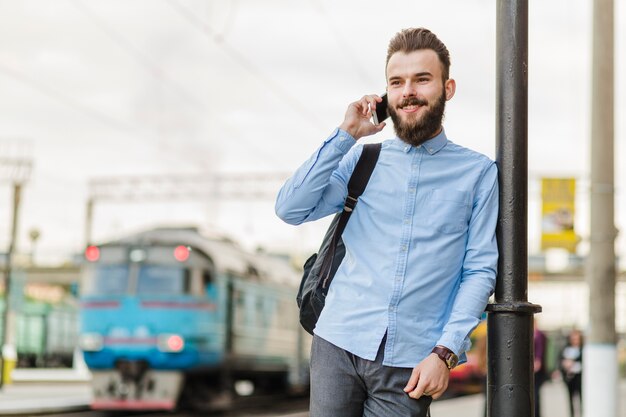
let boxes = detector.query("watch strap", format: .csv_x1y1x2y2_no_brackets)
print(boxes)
432,345,458,369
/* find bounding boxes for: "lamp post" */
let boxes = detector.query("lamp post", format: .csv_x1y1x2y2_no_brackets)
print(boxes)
487,1,542,416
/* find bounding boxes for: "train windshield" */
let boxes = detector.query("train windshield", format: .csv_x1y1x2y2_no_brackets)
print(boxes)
92,265,129,296
137,265,189,295
85,264,189,296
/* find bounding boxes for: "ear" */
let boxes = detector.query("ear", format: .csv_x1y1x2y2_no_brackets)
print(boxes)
444,78,456,101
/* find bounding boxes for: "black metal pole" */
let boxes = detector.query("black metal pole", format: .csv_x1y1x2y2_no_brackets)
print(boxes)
487,1,541,416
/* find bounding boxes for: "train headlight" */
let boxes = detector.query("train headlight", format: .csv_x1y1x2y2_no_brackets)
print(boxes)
84,246,100,262
173,245,190,262
157,334,185,353
79,333,104,352
129,248,147,263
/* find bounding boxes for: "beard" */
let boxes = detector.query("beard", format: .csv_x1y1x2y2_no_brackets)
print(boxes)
388,91,447,147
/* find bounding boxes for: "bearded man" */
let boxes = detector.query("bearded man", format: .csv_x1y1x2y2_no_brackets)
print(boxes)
276,27,499,417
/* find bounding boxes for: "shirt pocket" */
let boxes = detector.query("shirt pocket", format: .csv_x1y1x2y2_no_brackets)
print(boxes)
426,189,471,234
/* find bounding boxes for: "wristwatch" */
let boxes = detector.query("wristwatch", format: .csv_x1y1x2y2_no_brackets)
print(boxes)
432,345,459,370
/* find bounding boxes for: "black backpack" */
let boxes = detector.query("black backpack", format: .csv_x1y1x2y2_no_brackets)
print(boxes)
296,143,381,335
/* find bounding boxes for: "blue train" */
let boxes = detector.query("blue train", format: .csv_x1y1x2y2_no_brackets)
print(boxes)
79,226,310,411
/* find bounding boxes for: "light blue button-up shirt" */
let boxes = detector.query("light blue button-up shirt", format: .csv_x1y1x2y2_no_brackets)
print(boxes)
276,128,498,368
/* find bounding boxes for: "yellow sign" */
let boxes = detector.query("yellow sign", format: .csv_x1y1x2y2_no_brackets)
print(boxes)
541,178,578,253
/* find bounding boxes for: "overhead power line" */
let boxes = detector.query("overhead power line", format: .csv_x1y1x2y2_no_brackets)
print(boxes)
165,0,322,130
0,3,291,170
308,0,378,86
71,0,207,113
205,0,240,41
0,62,136,132
0,61,214,169
71,0,291,168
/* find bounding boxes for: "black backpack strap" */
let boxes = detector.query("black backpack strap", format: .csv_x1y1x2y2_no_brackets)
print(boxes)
343,143,382,214
320,143,381,283
339,142,381,225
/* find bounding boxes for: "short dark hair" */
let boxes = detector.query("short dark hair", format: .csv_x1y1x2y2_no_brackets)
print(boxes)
386,28,451,81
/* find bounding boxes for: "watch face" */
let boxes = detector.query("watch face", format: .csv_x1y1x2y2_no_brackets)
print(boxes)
433,346,458,369
447,354,459,369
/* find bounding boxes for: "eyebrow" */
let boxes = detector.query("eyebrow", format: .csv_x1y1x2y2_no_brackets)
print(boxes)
388,71,433,81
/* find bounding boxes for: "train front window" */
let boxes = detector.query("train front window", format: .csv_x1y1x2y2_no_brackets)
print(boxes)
90,265,129,295
137,265,190,295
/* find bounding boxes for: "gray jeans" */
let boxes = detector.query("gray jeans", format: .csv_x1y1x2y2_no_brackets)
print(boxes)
310,335,432,417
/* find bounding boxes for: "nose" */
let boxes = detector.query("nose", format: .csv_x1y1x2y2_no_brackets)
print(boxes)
402,82,417,98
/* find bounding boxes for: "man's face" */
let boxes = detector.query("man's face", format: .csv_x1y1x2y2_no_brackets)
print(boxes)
385,50,455,146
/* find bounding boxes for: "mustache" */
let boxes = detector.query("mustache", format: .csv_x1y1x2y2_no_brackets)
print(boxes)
399,97,428,108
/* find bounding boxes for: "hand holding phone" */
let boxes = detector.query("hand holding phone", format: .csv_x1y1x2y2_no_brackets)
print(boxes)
371,93,389,125
339,94,387,140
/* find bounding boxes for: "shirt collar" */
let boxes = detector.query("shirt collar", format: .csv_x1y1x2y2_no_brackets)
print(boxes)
394,128,448,154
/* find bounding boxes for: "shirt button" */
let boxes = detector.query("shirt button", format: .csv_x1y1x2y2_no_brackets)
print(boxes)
408,187,416,194
400,245,407,252
403,219,410,225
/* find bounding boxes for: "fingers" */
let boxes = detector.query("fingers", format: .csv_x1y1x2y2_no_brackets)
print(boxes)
425,379,449,400
403,368,420,393
359,94,383,115
340,94,386,140
407,375,430,400
407,378,448,400
405,355,450,400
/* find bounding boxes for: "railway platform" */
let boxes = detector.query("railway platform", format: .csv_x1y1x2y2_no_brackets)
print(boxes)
281,379,626,417
448,378,626,417
0,372,624,416
0,369,91,415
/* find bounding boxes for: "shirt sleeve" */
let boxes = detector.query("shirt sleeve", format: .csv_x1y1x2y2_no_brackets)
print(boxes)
436,161,499,355
275,128,360,225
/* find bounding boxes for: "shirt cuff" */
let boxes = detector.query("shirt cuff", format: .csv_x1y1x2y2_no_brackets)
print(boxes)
330,128,357,152
436,334,469,356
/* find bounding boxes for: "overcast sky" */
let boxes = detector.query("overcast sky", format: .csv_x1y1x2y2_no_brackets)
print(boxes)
0,0,624,265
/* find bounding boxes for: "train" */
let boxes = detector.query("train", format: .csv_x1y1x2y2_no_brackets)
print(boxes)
0,299,77,368
78,226,310,411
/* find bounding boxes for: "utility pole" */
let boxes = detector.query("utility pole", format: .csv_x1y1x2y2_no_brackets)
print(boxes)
0,143,32,389
487,1,541,416
585,0,617,416
1,184,22,388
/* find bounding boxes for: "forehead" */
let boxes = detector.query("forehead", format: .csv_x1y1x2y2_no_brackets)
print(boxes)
386,49,443,79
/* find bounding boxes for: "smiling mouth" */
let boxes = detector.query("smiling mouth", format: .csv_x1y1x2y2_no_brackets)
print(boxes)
398,97,428,113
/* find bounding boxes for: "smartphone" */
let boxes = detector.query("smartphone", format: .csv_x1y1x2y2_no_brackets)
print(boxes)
371,93,389,125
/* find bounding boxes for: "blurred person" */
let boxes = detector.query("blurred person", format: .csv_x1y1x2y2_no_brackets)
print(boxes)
560,329,583,417
533,320,548,417
276,27,498,417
